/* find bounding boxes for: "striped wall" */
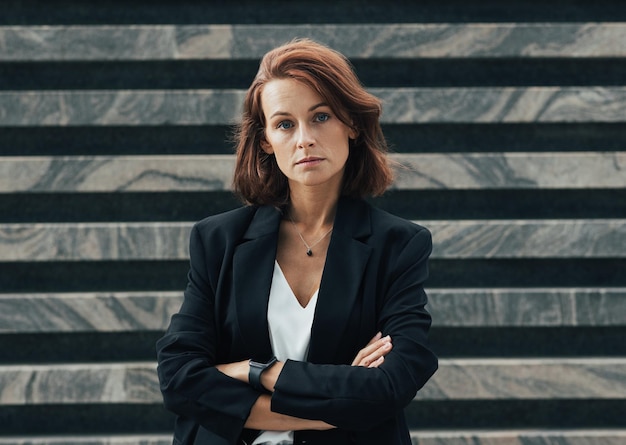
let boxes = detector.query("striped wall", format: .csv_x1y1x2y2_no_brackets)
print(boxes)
1,2,625,444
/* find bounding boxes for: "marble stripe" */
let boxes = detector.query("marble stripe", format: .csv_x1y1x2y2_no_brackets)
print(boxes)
418,358,626,400
1,152,624,193
1,23,625,61
1,219,624,261
0,155,235,193
428,288,626,327
0,90,246,126
1,358,624,404
392,152,626,190
410,430,626,445
1,288,623,333
0,222,191,261
372,87,626,124
0,292,182,333
1,87,626,126
424,219,626,259
0,362,159,404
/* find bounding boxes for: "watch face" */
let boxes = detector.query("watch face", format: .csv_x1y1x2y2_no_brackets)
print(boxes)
250,357,276,370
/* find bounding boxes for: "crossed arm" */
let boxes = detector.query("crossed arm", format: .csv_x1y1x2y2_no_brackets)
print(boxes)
215,332,393,431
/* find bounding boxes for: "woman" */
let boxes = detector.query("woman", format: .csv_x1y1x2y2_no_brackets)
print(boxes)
156,38,437,445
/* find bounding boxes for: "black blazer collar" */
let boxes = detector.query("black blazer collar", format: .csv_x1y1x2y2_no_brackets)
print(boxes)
233,205,282,360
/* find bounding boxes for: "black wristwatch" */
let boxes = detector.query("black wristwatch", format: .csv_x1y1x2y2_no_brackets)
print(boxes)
248,356,277,392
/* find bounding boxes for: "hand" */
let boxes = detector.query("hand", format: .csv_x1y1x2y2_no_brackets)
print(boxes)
246,395,336,431
215,359,249,382
351,332,392,368
216,359,284,392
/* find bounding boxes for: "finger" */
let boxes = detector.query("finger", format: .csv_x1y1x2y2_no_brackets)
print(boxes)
356,340,392,367
351,332,383,365
368,356,385,368
364,335,391,356
352,333,392,366
352,336,389,365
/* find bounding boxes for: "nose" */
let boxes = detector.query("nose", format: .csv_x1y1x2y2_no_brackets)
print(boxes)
296,124,315,149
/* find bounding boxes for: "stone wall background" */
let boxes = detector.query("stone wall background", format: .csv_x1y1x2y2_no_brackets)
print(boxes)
1,1,625,443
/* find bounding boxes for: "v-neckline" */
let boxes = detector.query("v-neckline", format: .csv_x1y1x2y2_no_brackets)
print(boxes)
274,261,319,309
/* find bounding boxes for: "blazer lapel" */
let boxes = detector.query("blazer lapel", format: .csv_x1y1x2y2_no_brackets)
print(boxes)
308,197,372,363
233,205,282,360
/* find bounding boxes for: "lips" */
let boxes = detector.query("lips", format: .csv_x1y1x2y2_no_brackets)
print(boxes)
296,157,324,165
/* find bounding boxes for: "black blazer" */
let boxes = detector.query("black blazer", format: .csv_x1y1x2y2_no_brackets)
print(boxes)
156,197,438,445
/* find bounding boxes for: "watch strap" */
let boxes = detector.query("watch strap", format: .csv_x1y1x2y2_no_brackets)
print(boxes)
248,356,277,392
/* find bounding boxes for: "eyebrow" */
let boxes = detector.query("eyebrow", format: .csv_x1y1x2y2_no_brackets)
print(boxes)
269,102,329,119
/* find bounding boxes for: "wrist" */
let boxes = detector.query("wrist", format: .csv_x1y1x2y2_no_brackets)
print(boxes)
248,356,277,392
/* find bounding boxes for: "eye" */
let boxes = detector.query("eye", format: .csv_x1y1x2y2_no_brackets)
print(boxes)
277,120,293,129
315,113,330,122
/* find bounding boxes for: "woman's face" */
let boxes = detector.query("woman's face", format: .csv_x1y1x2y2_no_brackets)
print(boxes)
260,78,356,194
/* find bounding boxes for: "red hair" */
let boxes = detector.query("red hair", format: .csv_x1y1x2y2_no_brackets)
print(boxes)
232,38,393,206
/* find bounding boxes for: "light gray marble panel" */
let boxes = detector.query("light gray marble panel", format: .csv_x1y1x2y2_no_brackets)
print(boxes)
392,152,626,190
0,222,192,261
0,362,159,404
418,358,626,400
0,25,179,61
372,87,626,124
0,155,235,192
1,288,623,333
1,219,625,261
2,152,624,193
423,219,626,259
1,24,625,61
0,90,246,126
428,288,626,327
0,292,182,333
410,430,626,445
2,359,624,404
2,87,626,126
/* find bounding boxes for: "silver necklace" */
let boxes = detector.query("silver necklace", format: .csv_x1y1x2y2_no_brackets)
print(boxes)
288,216,333,256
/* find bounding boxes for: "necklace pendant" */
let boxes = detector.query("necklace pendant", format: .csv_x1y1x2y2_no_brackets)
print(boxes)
306,249,313,256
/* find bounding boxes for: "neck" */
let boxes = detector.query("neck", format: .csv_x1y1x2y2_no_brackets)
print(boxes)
287,185,339,230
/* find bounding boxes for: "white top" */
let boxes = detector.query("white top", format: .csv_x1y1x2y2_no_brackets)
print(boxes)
252,261,319,445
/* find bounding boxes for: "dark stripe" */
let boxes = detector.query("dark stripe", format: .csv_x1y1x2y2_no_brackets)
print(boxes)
0,404,173,434
406,399,626,429
1,259,625,293
429,327,626,358
3,59,626,90
3,0,626,24
0,189,624,223
4,124,626,156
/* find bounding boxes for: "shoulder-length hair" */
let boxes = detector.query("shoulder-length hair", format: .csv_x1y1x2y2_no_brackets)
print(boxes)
232,38,393,206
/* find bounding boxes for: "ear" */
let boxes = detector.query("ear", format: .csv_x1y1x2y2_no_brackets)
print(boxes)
260,138,274,155
348,119,359,141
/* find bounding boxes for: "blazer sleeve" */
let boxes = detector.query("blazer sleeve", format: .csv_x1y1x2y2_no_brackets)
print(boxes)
270,227,438,431
156,224,261,444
